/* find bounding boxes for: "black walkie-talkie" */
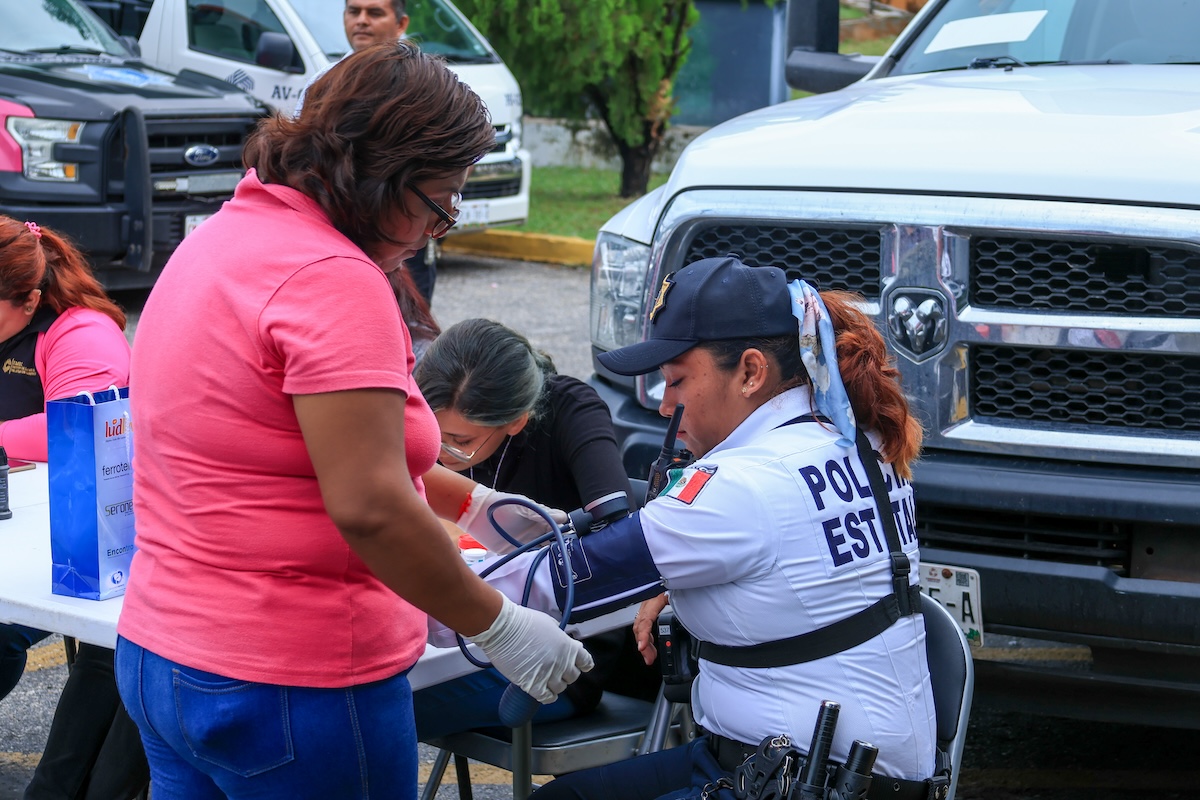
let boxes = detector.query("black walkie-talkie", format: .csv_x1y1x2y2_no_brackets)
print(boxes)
646,404,694,502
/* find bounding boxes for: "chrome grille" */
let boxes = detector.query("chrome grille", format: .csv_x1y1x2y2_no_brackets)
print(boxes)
917,502,1130,572
463,178,521,200
105,115,260,198
145,117,254,176
681,223,881,299
970,344,1200,434
971,235,1200,315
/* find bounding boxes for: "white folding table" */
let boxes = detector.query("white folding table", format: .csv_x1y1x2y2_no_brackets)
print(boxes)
0,463,629,689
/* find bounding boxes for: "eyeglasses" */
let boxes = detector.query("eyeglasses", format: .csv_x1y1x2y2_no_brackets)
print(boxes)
439,428,499,463
408,184,462,239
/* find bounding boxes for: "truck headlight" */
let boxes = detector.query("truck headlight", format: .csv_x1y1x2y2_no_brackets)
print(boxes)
590,232,651,352
5,118,84,182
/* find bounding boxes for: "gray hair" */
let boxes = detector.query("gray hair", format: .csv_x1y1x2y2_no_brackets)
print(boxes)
415,318,556,426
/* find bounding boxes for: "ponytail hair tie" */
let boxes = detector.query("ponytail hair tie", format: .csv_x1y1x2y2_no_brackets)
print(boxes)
788,279,856,448
24,221,42,239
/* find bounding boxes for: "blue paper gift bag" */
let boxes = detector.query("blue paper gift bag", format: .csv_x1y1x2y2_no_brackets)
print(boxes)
47,387,135,600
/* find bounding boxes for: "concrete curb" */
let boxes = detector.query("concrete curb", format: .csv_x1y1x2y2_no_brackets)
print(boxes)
441,229,594,267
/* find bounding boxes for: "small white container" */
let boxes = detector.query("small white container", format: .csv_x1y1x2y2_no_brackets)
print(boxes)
462,548,488,567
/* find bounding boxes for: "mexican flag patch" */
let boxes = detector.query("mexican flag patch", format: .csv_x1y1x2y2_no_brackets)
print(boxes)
662,465,717,505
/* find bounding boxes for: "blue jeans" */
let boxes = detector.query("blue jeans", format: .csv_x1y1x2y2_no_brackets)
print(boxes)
413,667,578,739
529,737,733,800
115,636,418,800
0,624,51,700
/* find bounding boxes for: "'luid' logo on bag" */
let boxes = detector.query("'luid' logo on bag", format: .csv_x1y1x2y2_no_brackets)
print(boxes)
105,417,130,438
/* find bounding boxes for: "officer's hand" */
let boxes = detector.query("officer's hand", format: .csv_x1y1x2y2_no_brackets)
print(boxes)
468,594,594,703
634,593,670,665
457,485,568,554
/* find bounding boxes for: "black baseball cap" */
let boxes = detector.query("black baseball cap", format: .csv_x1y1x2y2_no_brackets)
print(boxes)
597,256,795,376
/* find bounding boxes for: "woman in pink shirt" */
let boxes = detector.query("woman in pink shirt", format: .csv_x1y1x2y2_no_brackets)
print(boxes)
0,217,130,462
115,43,591,800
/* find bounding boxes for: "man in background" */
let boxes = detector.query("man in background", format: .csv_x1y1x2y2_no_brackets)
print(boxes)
344,0,408,51
299,0,441,303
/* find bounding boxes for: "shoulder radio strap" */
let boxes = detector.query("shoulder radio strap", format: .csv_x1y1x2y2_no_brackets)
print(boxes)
694,427,919,668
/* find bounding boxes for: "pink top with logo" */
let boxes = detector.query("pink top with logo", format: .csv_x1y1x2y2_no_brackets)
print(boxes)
119,170,440,687
0,307,131,461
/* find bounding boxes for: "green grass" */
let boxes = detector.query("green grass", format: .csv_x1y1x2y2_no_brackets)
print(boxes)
512,166,670,240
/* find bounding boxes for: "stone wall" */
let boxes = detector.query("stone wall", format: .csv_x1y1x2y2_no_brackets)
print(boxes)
523,117,708,173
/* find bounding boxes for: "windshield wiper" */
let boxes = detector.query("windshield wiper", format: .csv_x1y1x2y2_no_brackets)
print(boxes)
29,45,110,55
1026,59,1132,66
444,53,499,65
969,55,1029,69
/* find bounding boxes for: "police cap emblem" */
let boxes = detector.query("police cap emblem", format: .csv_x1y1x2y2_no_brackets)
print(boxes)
650,274,675,322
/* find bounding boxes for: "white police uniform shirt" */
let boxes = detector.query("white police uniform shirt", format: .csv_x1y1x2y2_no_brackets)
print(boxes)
640,386,936,781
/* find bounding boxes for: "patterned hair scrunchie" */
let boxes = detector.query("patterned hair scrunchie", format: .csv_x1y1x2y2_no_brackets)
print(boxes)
787,280,856,448
24,221,42,239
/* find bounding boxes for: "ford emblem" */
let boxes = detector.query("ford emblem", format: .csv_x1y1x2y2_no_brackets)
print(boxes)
183,144,221,167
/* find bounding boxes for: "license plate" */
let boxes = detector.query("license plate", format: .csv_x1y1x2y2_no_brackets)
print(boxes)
185,171,243,194
919,562,983,647
457,200,489,228
184,214,212,236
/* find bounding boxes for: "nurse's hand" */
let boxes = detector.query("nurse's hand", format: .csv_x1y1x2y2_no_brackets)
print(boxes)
457,485,568,554
633,593,670,665
468,594,594,703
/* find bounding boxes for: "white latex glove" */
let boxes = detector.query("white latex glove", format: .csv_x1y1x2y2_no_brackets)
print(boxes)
456,485,568,554
467,594,594,703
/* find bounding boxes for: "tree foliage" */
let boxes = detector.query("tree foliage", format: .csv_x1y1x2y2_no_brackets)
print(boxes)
454,0,700,197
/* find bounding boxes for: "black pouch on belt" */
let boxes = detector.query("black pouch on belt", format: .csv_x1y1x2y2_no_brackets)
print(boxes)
732,734,806,800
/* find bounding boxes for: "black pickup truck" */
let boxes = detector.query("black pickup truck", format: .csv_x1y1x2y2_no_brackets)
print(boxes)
0,0,266,289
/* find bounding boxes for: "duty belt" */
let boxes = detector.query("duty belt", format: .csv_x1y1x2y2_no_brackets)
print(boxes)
706,733,944,800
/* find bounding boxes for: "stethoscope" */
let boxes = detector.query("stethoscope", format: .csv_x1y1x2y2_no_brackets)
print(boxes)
453,497,579,726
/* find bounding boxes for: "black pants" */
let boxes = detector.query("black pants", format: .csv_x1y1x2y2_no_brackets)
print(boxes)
530,737,733,800
24,643,149,800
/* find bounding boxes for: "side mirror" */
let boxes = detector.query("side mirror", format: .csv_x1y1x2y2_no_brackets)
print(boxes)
785,49,879,94
255,31,301,73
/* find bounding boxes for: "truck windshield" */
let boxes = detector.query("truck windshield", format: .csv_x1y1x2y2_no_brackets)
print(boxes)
890,0,1200,75
1,0,127,57
290,0,498,64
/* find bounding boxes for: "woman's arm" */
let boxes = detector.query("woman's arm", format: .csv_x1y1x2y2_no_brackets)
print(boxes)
294,388,500,635
423,461,566,554
423,462,478,521
296,388,594,700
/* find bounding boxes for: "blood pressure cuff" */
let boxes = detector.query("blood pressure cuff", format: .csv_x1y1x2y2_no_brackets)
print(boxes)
549,512,665,622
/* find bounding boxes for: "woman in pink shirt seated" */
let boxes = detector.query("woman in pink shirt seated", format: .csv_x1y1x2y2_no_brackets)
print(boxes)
0,216,130,462
115,42,592,800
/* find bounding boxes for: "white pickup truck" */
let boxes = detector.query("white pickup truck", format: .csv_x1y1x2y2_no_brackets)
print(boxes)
89,0,530,234
589,0,1200,727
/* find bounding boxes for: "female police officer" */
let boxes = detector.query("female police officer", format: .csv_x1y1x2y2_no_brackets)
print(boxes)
442,256,938,800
